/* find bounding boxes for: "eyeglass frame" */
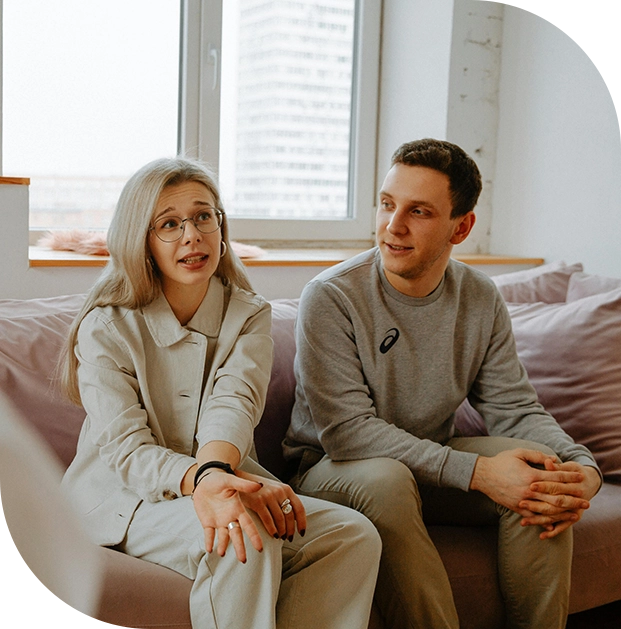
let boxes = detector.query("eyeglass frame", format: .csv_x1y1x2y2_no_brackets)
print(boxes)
149,207,225,243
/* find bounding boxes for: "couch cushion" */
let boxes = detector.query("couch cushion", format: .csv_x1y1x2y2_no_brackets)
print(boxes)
254,299,299,480
492,260,583,303
507,287,621,480
0,294,87,469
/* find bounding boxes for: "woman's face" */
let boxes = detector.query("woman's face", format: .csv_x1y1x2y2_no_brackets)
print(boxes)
148,180,222,302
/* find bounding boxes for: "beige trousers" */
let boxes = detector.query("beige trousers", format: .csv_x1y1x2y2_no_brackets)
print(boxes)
291,437,573,629
119,459,381,629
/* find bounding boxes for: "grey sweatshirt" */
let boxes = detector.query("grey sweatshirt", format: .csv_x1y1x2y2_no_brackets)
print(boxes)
283,248,597,491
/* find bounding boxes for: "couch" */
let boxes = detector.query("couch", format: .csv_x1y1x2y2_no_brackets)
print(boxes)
1,261,620,628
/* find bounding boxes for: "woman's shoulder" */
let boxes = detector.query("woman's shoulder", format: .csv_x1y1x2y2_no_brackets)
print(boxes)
80,303,136,331
229,284,271,314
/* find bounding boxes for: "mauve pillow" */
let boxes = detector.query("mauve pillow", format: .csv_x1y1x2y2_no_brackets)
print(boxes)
492,261,583,304
507,287,621,480
566,272,621,302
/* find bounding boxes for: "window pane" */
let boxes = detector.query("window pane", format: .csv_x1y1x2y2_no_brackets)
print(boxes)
3,0,180,230
219,0,356,219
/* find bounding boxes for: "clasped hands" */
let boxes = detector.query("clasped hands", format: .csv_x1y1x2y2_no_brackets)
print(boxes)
191,469,306,563
471,449,601,539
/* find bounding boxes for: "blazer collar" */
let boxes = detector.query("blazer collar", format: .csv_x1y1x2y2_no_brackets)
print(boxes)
143,277,226,347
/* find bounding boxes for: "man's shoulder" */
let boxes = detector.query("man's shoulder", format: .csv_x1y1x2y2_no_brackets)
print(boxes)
447,258,499,300
307,248,378,290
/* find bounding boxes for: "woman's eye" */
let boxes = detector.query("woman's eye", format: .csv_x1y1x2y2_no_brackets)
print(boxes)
161,218,180,229
196,211,213,223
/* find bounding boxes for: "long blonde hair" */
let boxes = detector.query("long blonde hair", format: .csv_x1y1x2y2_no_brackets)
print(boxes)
60,157,252,405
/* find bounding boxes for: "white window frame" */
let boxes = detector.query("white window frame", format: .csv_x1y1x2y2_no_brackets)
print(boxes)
0,0,381,245
179,0,382,244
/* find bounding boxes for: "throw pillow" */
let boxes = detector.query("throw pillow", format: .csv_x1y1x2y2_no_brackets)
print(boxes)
492,260,583,303
507,287,621,480
566,272,621,301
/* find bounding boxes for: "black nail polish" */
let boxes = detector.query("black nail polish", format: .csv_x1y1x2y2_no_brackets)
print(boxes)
281,534,287,540
300,529,306,537
288,535,293,543
273,533,280,539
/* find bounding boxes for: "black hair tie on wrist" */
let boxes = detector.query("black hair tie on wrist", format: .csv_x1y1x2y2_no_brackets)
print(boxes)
193,460,235,488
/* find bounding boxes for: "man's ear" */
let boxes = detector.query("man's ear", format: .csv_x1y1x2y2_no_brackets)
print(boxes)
450,211,476,245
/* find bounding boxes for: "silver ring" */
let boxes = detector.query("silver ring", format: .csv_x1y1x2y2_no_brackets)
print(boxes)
227,521,240,531
280,498,293,515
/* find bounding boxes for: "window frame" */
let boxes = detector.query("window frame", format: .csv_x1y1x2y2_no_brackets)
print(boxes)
178,0,382,244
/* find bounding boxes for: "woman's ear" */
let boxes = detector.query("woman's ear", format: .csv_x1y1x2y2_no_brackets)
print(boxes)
450,211,476,245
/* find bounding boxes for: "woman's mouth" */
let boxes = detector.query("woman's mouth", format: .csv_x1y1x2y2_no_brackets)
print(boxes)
179,254,208,265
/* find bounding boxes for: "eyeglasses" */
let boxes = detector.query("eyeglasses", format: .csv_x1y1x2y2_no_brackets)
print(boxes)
150,208,224,242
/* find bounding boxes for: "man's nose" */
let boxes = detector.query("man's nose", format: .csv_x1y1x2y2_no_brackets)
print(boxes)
387,208,408,234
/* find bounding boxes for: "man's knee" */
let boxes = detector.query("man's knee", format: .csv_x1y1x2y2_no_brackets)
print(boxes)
331,457,421,520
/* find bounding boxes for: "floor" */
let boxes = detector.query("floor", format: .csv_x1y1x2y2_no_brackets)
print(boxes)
565,600,621,628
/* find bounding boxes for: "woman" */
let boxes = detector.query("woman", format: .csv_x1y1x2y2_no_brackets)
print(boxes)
60,157,381,629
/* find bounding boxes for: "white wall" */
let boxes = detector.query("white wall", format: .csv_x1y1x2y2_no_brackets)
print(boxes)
490,6,621,277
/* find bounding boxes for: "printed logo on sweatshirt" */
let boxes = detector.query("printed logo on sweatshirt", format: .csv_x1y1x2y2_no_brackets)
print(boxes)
380,328,400,354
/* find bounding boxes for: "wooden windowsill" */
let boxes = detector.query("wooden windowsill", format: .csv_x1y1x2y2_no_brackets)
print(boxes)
29,246,544,269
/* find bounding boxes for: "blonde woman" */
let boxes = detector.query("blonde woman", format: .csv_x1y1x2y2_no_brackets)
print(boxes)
60,157,380,629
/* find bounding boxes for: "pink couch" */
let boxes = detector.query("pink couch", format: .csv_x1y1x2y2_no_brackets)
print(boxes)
1,261,620,628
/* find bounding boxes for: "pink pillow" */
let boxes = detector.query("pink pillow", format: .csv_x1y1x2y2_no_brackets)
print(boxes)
507,288,621,480
492,261,583,303
566,272,621,301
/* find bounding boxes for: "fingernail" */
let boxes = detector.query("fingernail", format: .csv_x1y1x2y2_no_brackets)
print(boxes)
281,534,287,540
288,535,293,543
274,533,280,539
300,529,306,537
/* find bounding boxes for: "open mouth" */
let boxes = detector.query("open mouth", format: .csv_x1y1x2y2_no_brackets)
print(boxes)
179,254,208,264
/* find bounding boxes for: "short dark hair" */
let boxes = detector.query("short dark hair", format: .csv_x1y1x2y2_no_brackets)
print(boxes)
391,139,482,218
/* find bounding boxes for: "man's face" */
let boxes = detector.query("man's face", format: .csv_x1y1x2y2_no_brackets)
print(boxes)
376,164,473,296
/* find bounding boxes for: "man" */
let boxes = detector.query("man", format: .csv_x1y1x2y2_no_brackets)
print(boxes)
283,139,601,629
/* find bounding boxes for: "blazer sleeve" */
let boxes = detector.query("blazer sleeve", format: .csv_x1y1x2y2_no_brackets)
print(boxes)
195,296,274,462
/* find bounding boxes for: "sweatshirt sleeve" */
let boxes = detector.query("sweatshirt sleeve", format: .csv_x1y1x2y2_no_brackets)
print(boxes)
469,295,600,473
291,280,479,491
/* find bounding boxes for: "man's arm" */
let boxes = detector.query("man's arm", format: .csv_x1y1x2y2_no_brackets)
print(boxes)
290,279,478,491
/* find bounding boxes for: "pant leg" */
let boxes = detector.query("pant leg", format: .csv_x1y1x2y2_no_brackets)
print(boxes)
292,454,459,629
422,436,573,629
119,460,381,629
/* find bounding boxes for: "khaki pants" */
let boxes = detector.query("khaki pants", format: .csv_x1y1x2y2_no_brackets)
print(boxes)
291,437,573,629
119,458,382,629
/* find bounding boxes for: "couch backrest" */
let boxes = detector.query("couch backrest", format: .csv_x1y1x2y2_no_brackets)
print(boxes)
0,294,299,477
0,295,87,469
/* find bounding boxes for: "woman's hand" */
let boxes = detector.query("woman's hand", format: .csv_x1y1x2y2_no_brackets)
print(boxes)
236,470,307,542
191,470,264,563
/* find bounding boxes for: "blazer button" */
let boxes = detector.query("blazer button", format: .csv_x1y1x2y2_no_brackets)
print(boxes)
163,490,178,501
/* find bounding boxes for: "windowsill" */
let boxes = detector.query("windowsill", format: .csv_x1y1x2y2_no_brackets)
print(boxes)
28,245,544,269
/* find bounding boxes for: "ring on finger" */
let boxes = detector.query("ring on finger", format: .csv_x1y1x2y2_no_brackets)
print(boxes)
227,521,240,531
280,498,293,515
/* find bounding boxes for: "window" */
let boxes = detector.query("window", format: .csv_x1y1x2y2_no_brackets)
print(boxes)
2,0,180,232
2,0,380,244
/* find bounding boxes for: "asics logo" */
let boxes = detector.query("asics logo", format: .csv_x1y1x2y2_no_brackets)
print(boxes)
380,328,400,354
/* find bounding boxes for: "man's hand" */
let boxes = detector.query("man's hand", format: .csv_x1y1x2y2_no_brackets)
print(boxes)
518,460,601,539
470,448,586,518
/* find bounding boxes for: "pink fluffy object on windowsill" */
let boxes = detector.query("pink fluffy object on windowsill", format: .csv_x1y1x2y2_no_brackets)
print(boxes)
38,230,266,259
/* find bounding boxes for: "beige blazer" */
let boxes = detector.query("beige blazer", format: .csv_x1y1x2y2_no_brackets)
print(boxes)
62,277,273,546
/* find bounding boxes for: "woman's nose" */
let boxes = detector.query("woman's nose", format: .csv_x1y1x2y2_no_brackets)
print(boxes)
182,219,203,243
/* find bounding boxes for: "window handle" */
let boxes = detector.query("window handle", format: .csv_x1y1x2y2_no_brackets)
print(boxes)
208,45,219,91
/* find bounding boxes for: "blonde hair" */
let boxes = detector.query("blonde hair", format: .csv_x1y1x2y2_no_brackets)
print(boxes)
60,157,252,405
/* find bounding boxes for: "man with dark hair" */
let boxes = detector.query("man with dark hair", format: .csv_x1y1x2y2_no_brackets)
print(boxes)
284,139,601,629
